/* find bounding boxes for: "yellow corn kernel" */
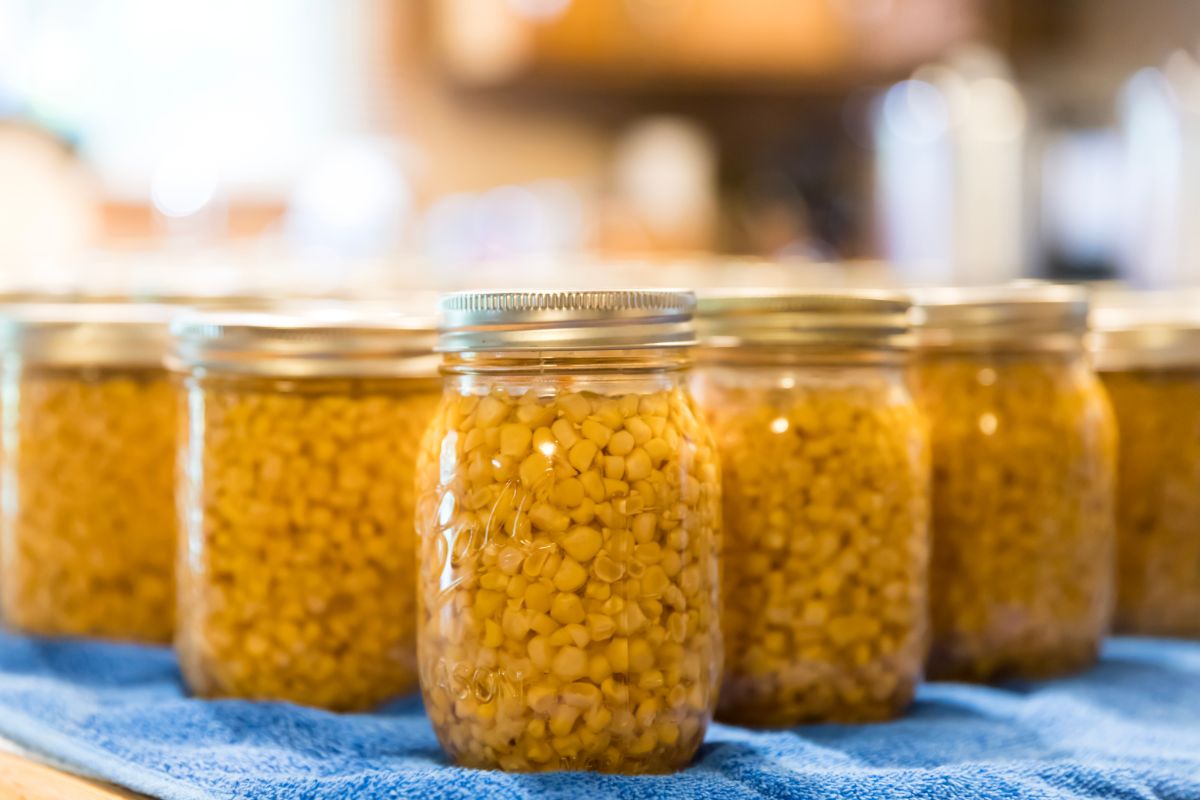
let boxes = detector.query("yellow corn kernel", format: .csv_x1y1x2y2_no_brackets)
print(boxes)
607,430,635,457
519,452,553,488
551,418,580,448
558,393,591,423
551,593,586,625
592,554,625,583
552,646,588,681
579,471,606,503
561,526,603,563
586,614,616,642
553,478,585,507
477,395,509,427
624,449,652,482
553,558,588,592
500,423,533,457
584,705,613,732
606,638,630,673
549,704,582,737
561,681,602,708
530,503,570,532
525,582,553,613
603,455,624,480
483,620,504,648
527,681,558,713
569,440,599,472
532,426,556,455
581,419,613,448
588,653,613,683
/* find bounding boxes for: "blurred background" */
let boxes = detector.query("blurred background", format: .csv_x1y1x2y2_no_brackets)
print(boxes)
2,0,1200,297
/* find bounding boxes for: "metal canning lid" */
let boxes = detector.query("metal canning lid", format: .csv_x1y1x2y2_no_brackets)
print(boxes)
696,289,912,350
437,289,697,352
1090,306,1200,371
169,305,439,378
0,302,174,368
913,284,1089,349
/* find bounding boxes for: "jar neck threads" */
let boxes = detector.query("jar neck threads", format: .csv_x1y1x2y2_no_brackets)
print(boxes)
440,348,693,377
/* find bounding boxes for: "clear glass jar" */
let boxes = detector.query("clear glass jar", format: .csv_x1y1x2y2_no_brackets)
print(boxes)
417,290,722,773
171,309,441,711
0,303,176,642
912,286,1116,682
692,292,929,725
1092,303,1200,638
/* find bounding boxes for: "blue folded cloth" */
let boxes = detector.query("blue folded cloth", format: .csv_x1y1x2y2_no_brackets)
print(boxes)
0,632,1198,800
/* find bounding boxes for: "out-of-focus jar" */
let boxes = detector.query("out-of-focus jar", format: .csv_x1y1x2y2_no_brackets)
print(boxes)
692,291,929,725
416,290,722,773
170,308,441,710
912,286,1117,682
1092,304,1200,638
0,303,176,642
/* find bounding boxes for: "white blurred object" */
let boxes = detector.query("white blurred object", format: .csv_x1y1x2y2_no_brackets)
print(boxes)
150,138,228,244
151,151,218,219
437,0,530,84
611,116,717,248
422,179,588,272
286,138,414,261
1117,52,1200,289
875,44,1029,287
2,0,374,200
0,124,99,281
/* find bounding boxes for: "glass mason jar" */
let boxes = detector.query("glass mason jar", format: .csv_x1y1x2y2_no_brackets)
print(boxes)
416,290,722,773
0,303,177,642
912,286,1117,682
1092,303,1200,638
171,308,441,710
692,291,929,725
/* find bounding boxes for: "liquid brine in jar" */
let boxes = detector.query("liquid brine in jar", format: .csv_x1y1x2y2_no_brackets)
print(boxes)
171,307,441,710
693,291,929,725
416,290,722,773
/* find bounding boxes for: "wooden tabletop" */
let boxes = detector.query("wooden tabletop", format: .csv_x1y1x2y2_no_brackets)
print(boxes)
0,749,145,800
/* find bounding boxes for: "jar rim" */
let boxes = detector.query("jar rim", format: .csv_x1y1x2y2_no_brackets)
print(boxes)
437,288,697,353
0,301,174,367
1090,305,1200,370
696,288,912,351
913,283,1089,350
169,305,439,378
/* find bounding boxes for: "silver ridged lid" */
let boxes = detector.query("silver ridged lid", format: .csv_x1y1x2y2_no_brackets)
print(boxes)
170,306,438,378
697,289,912,350
437,289,696,352
1090,305,1200,370
914,284,1089,349
0,302,174,367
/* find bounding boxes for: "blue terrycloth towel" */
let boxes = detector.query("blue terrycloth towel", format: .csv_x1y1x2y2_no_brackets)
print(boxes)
0,632,1198,799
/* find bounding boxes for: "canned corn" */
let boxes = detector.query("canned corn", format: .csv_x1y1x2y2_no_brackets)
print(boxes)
170,306,440,710
417,290,722,773
913,285,1117,682
694,290,929,725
